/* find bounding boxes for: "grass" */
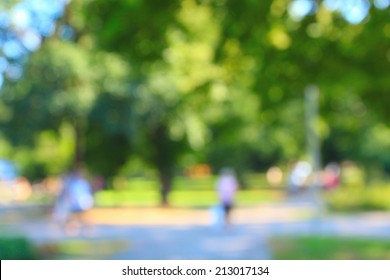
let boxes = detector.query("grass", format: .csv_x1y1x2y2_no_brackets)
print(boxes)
0,236,36,259
94,174,283,207
39,239,129,260
325,185,390,212
269,236,390,259
94,189,283,208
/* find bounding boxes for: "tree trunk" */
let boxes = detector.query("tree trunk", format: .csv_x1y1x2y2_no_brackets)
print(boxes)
73,119,85,167
158,169,173,207
150,124,177,207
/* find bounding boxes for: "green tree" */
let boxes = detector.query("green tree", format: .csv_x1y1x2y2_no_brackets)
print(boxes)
83,0,236,204
0,38,130,179
214,0,390,168
2,0,389,188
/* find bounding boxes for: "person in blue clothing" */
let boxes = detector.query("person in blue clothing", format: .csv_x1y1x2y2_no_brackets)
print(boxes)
0,159,18,204
54,166,94,236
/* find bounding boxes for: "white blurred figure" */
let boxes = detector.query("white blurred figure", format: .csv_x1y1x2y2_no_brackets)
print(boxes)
287,161,312,194
215,167,239,227
53,167,94,236
210,204,225,229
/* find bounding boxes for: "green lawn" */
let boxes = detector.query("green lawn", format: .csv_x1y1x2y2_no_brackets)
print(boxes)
0,237,121,260
95,174,282,207
39,239,128,260
269,236,390,259
0,237,36,259
94,189,283,207
325,186,390,212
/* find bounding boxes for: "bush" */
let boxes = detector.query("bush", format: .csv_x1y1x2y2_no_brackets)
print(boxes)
0,237,37,259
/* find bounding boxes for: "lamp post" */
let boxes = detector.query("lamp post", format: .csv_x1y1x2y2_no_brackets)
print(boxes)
305,85,323,217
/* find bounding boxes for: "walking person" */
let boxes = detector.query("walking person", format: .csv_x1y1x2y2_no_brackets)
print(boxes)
216,167,239,227
53,166,94,236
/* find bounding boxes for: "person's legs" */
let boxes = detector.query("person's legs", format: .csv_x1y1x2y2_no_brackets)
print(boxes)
79,209,94,236
64,211,82,236
223,204,232,226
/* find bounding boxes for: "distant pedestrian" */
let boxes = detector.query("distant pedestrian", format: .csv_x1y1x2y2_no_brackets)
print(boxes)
322,162,340,190
286,161,312,194
216,167,239,227
53,166,94,236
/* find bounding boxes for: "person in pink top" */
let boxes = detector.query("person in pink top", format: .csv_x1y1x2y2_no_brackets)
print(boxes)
216,167,239,226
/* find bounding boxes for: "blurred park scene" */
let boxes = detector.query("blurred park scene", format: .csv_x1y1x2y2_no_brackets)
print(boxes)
0,0,390,260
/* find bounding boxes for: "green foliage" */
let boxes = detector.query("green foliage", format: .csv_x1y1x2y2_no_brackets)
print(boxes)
326,185,390,212
269,236,390,260
0,237,36,260
1,0,390,197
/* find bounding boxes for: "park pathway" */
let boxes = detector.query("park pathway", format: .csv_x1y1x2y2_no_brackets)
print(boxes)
2,200,390,259
109,224,271,259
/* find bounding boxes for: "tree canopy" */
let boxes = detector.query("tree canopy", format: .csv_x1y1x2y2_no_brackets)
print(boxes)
0,0,389,204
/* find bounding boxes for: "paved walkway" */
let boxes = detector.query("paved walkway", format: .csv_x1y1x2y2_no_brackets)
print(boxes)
2,200,390,259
